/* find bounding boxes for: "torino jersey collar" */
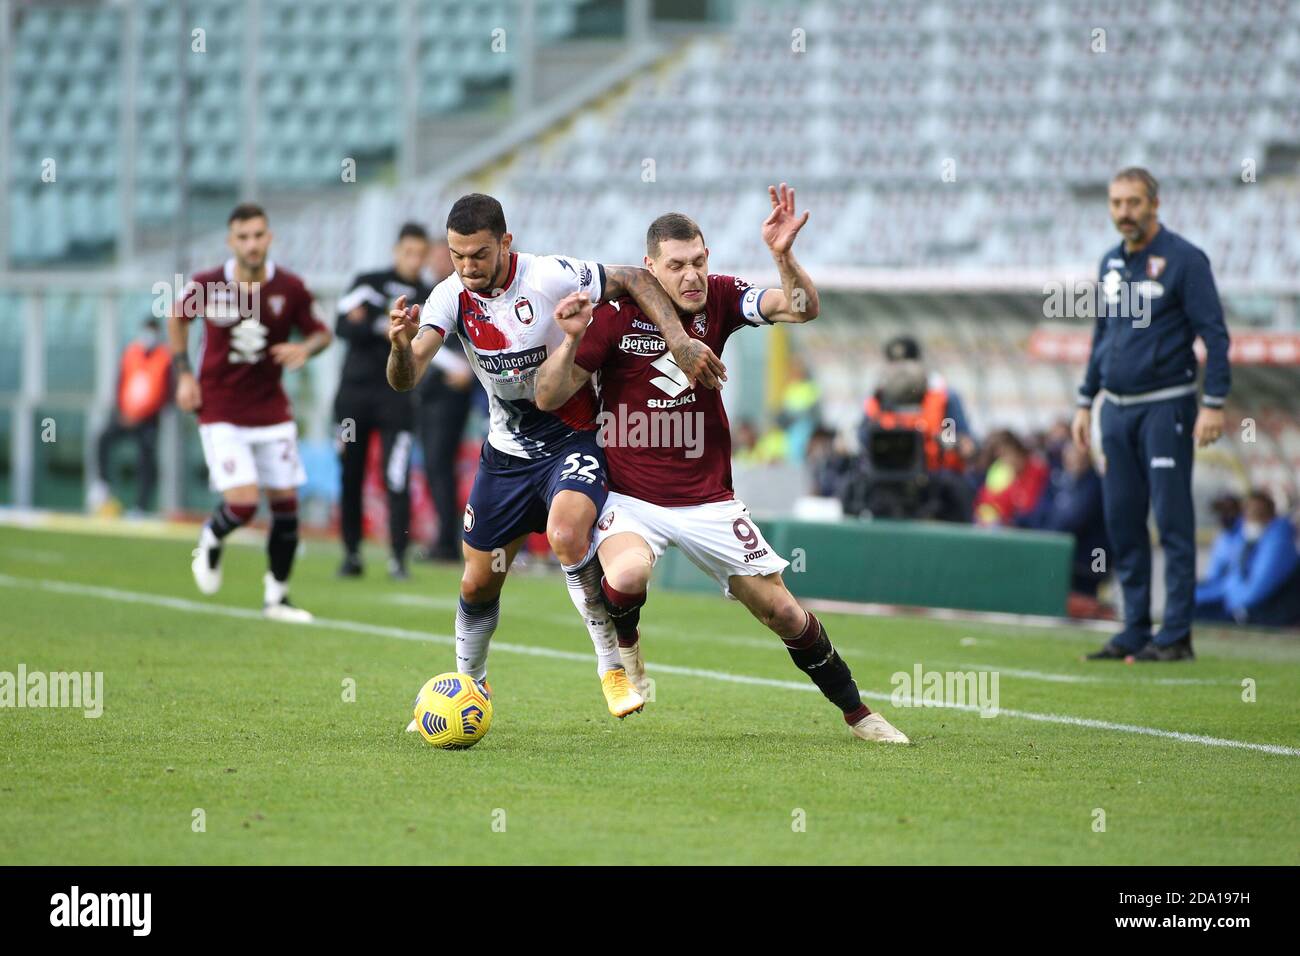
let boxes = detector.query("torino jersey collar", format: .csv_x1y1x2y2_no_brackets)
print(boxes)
222,257,277,282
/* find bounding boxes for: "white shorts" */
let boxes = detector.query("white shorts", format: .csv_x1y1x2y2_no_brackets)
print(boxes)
593,492,789,597
199,420,307,493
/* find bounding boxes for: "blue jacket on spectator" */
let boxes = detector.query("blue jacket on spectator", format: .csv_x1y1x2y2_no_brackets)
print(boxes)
1197,516,1300,625
1195,519,1244,607
1019,463,1109,595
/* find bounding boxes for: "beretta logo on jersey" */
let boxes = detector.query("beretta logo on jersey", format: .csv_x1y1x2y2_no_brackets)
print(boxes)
619,334,665,356
514,297,535,324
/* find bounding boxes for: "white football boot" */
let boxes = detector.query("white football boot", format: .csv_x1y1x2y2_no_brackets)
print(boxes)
262,572,314,623
190,525,223,595
850,712,910,744
617,632,649,697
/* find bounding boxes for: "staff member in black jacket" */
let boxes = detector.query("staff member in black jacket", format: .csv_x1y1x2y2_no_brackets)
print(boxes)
1073,168,1231,662
334,223,432,579
415,238,476,562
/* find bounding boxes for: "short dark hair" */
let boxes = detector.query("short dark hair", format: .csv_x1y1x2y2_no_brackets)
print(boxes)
227,202,267,226
1245,488,1276,519
397,221,429,243
1112,167,1159,201
446,194,507,238
646,213,704,258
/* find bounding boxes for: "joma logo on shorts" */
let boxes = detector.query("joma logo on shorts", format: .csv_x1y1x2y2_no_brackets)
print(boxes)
1150,457,1176,468
744,548,769,562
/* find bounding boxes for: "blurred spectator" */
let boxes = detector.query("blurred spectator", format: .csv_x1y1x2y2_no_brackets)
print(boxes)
973,430,1049,526
774,354,822,462
416,237,477,563
1194,493,1243,618
1021,442,1109,596
847,352,972,522
1041,419,1072,473
334,222,430,579
1195,490,1300,627
88,317,171,515
806,424,855,497
879,334,976,457
733,419,762,463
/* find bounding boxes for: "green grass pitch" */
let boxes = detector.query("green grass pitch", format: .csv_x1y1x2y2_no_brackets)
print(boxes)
1,523,1297,865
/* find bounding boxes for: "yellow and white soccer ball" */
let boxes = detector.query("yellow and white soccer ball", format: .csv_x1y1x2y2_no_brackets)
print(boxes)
412,673,493,749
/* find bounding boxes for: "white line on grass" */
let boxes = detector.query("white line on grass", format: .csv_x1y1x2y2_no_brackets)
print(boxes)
2,573,1296,758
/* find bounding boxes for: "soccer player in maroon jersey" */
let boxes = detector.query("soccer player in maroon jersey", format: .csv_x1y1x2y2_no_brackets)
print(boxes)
535,184,908,742
168,203,333,621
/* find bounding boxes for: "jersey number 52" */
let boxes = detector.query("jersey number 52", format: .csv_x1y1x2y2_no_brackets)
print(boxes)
559,453,601,484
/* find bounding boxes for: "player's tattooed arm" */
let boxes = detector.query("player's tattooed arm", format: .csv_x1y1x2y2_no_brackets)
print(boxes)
761,251,820,324
602,265,727,389
759,182,819,323
536,292,595,411
386,294,440,391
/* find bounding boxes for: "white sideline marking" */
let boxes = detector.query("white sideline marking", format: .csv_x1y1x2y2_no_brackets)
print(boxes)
2,573,1297,758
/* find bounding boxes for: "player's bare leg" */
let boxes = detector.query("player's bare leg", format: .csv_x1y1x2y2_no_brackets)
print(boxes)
597,531,655,696
262,486,312,623
728,573,908,743
548,491,642,717
191,483,259,596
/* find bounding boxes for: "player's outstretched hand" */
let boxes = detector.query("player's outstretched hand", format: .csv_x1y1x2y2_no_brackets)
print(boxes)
175,373,202,414
552,291,593,337
762,182,810,255
672,339,727,390
270,341,311,371
388,294,421,350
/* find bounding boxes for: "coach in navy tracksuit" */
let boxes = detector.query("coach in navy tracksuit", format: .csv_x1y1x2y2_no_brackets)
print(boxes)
1072,167,1231,662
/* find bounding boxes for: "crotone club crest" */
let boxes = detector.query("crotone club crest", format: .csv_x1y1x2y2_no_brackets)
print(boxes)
514,297,535,325
1146,256,1166,279
691,313,708,336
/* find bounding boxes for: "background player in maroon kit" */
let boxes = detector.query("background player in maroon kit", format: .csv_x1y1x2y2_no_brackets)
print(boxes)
168,203,333,621
537,185,908,743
